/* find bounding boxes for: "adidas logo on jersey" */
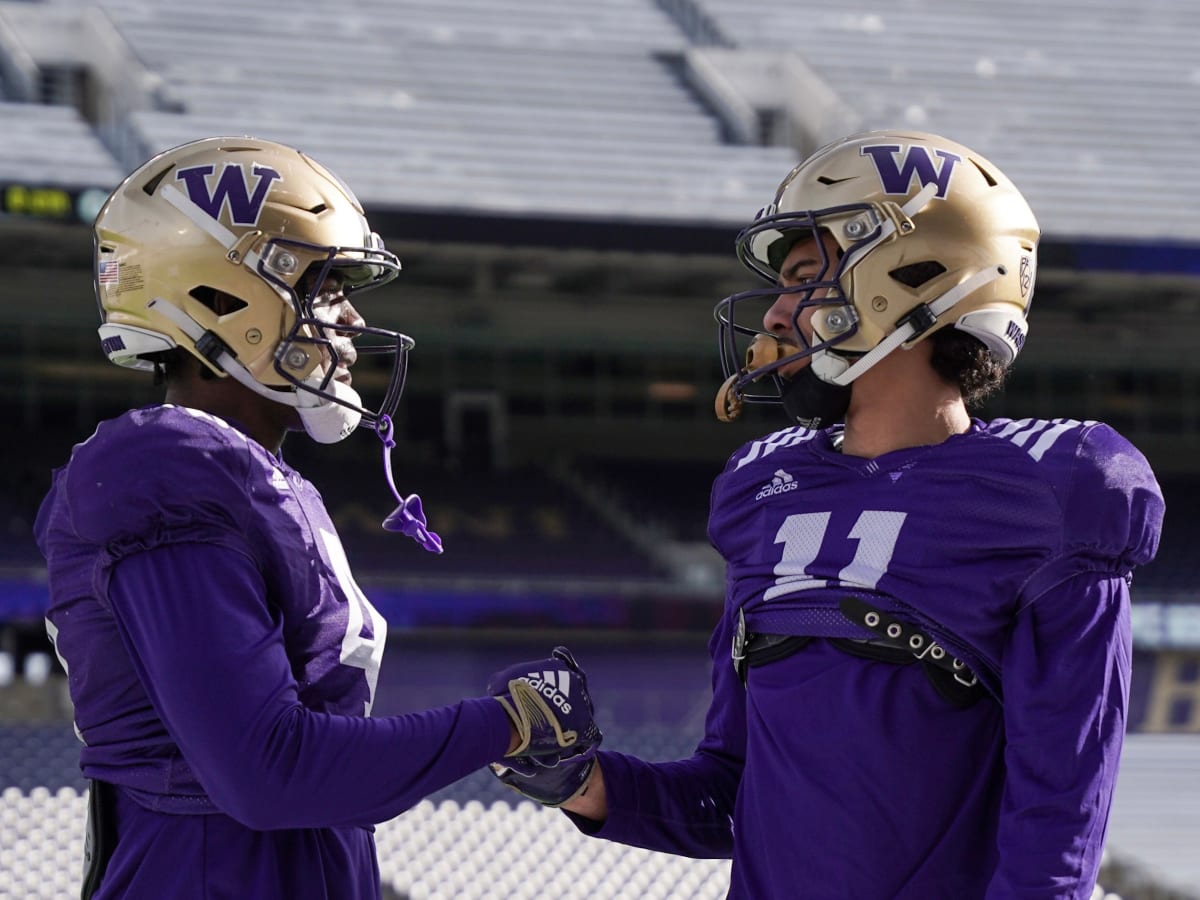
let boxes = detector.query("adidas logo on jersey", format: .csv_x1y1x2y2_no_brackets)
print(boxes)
755,469,799,501
524,670,573,714
269,467,289,492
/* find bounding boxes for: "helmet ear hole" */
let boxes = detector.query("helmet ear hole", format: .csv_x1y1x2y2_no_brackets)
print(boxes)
888,261,947,288
189,286,248,315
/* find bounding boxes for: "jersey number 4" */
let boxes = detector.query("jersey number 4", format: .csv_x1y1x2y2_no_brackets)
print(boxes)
320,527,388,716
764,510,908,601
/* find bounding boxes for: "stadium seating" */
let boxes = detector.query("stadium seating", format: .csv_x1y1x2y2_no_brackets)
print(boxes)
4,0,1198,243
690,0,1200,241
0,786,736,900
574,457,725,545
0,634,1193,896
0,722,83,793
1,0,796,222
6,751,1185,899
0,102,125,186
1133,477,1200,597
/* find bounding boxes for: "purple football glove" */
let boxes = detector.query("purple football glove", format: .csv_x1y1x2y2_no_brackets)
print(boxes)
489,753,597,807
488,646,603,761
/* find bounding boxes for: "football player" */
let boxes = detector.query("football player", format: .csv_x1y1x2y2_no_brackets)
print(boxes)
34,137,600,899
489,131,1164,898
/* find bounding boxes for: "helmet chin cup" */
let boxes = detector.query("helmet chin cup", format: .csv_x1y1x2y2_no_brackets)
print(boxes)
810,350,850,383
781,366,852,429
298,378,363,444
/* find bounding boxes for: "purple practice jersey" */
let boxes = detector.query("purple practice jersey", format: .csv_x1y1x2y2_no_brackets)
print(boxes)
34,405,512,900
582,418,1163,899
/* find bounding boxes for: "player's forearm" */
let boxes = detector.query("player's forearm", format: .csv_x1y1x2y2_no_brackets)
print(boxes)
991,572,1130,896
563,749,738,858
209,697,512,829
560,758,608,820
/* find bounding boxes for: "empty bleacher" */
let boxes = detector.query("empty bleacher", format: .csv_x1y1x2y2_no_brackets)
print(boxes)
0,787,736,900
1,729,1190,898
0,102,125,186
3,0,797,222
2,0,1199,242
690,0,1200,241
574,456,722,545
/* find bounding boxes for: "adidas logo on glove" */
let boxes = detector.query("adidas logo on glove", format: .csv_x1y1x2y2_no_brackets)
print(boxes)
489,646,600,761
524,670,573,714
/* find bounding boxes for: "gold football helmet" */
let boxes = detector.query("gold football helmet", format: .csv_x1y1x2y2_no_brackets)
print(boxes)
715,130,1039,425
94,136,411,443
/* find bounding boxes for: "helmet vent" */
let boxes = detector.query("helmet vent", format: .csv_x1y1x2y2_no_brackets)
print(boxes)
889,261,946,288
970,160,998,187
141,165,176,196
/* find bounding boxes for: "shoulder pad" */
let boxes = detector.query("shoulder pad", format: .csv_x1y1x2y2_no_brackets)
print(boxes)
62,406,261,548
1063,421,1163,569
987,418,1163,569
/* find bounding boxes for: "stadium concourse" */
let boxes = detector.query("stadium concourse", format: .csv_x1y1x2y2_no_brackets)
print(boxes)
1,0,1199,897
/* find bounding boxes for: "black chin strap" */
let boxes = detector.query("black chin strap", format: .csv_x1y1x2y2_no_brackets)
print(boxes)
780,366,853,429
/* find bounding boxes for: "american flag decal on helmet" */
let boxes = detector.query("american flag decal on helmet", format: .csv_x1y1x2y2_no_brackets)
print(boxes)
97,260,119,285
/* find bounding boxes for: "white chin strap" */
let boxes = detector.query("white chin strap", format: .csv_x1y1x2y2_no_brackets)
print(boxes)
148,298,362,444
823,264,1007,387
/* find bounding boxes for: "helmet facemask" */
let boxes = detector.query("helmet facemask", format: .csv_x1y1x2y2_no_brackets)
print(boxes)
716,205,871,420
256,238,412,443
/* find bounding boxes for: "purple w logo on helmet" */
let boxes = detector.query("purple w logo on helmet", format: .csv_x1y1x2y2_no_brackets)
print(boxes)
175,163,281,226
860,144,962,199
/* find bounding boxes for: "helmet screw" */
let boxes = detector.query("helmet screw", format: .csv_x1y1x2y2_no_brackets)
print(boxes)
275,252,297,274
246,328,262,345
227,250,240,262
844,218,868,238
284,348,308,369
826,310,850,333
871,296,888,312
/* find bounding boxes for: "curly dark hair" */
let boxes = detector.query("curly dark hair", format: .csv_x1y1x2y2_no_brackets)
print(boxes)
928,327,1010,408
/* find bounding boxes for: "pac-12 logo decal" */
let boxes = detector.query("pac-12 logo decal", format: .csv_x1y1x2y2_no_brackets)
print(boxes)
1019,255,1035,298
860,144,961,199
174,163,282,226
